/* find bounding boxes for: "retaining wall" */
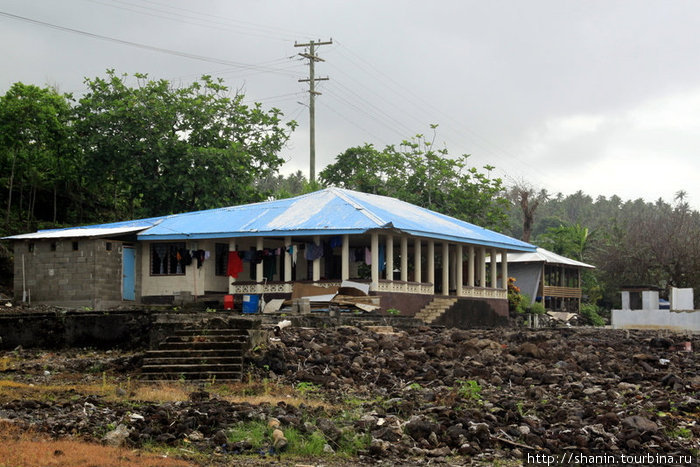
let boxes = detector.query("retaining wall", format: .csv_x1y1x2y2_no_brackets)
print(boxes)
611,308,700,332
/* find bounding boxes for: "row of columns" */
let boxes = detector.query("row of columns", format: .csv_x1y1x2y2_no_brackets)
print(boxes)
368,232,508,296
230,233,509,297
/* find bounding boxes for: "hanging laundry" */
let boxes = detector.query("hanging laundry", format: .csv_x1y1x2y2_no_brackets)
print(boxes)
182,249,193,266
365,247,371,265
354,247,364,262
194,249,206,268
378,244,386,272
227,251,243,278
286,245,298,265
254,250,265,264
305,242,324,261
243,250,254,262
329,236,342,248
263,255,277,280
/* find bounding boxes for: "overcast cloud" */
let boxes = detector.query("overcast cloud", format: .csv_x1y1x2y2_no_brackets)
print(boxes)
2,0,699,209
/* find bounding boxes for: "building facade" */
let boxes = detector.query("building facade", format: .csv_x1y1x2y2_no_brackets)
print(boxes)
8,188,536,315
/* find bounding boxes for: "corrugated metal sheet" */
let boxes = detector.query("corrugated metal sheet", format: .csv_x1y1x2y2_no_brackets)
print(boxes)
4,217,166,240
5,188,536,252
492,247,595,268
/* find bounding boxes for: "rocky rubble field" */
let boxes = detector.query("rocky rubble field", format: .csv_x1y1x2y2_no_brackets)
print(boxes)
261,326,699,462
0,326,698,466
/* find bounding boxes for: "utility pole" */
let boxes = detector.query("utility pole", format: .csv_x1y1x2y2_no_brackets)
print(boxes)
295,39,332,183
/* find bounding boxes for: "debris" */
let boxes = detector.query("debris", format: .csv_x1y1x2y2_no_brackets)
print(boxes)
102,424,130,447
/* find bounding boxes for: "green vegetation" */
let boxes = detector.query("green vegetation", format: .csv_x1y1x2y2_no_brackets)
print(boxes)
529,301,546,315
320,126,509,231
295,381,321,398
226,415,371,458
580,303,606,326
667,426,692,439
456,379,482,403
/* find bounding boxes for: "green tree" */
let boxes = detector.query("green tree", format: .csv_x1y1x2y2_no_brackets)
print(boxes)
536,223,590,261
320,127,509,230
75,71,297,218
255,170,317,200
0,83,75,230
318,143,400,195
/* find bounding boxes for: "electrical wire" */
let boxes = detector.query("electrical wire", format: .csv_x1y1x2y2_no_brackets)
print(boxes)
331,40,549,187
0,10,301,75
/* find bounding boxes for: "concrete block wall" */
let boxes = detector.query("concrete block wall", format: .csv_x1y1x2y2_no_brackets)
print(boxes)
13,238,125,304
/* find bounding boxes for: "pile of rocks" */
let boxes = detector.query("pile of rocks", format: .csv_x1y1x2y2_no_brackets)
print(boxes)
0,326,696,464
263,326,699,460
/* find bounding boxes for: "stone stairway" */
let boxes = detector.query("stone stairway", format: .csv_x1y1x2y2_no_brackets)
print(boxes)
140,328,248,381
415,297,458,324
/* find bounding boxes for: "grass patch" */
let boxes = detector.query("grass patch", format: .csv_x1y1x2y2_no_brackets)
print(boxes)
0,378,329,409
227,419,269,450
285,428,327,456
0,420,192,467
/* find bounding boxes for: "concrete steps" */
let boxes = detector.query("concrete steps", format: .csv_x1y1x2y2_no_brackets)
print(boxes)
415,297,458,324
141,327,248,381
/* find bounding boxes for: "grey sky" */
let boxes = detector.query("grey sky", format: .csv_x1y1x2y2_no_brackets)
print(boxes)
2,0,699,208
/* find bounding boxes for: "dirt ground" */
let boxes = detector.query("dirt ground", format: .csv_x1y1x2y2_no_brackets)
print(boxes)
0,325,697,466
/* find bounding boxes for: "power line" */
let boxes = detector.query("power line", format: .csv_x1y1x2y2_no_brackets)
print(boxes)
331,40,549,187
85,0,304,42
0,10,300,75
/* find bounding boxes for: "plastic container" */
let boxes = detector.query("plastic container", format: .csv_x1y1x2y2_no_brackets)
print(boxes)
223,294,234,310
242,294,260,314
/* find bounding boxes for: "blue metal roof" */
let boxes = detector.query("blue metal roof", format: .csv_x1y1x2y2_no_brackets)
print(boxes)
7,188,536,252
138,188,535,251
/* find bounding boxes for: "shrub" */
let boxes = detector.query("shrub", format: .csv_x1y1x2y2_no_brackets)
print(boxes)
580,303,605,326
530,301,546,315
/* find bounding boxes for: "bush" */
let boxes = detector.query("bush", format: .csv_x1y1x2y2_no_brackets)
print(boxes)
580,303,605,326
530,301,546,315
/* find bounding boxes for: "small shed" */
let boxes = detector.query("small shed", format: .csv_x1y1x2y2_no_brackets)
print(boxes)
491,247,595,312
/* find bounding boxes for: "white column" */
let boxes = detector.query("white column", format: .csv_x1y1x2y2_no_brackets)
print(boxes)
228,239,237,294
442,241,449,296
386,234,394,281
456,244,463,296
500,249,508,289
256,237,263,282
371,232,379,290
414,238,422,283
427,240,435,287
312,235,321,282
467,245,474,288
401,236,408,292
284,236,292,282
491,248,498,289
479,246,486,287
341,234,349,281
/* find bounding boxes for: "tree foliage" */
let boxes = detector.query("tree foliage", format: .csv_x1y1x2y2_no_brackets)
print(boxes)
75,71,296,219
0,71,297,235
254,170,318,200
319,127,509,230
0,83,75,228
507,187,700,308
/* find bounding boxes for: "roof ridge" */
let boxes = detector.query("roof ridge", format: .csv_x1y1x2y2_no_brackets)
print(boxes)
329,188,388,227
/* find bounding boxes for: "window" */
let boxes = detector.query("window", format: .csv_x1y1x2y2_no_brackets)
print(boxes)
150,242,186,275
28,243,35,253
105,242,112,251
215,243,229,276
72,241,79,251
50,242,57,251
